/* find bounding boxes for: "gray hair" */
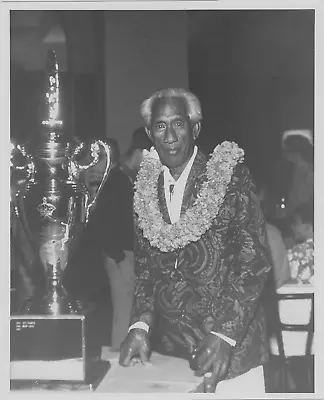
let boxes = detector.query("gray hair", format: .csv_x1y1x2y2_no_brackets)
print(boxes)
140,88,203,127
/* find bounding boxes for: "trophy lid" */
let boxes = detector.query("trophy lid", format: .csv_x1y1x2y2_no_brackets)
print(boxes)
28,50,71,160
41,50,63,131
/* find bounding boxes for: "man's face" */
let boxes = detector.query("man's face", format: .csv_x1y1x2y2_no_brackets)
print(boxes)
284,150,300,163
147,97,200,173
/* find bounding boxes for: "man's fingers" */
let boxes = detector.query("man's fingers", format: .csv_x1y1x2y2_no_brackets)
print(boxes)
203,362,222,393
195,346,208,369
195,352,217,377
129,357,141,366
196,340,205,352
139,343,150,365
218,357,229,378
212,359,222,381
119,344,133,367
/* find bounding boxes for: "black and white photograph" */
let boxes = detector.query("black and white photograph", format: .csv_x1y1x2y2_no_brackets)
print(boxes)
2,1,323,397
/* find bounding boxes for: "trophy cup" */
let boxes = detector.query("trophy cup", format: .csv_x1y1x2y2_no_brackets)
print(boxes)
10,50,111,391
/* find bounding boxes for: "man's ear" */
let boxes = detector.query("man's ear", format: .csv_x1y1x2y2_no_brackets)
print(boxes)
145,127,152,141
192,122,201,140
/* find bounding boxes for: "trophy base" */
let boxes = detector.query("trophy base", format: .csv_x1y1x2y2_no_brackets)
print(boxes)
10,313,110,391
10,359,110,391
19,294,85,315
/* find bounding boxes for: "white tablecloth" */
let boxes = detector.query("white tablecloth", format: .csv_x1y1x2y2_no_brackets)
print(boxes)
277,282,314,295
97,348,201,393
97,347,266,396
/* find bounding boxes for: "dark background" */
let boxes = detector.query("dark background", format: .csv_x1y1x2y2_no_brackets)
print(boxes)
188,10,314,183
10,10,314,188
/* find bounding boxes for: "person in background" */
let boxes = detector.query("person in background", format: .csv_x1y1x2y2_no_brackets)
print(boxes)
257,184,290,289
86,132,151,351
280,130,314,217
121,127,153,183
287,201,314,284
119,88,272,395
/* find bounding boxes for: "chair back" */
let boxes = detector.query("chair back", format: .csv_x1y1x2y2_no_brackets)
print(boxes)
276,292,314,357
264,287,314,392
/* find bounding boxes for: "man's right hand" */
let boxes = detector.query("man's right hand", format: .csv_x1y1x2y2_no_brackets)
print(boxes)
119,328,151,367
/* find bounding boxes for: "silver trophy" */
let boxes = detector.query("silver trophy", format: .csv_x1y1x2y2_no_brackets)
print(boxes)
10,50,111,390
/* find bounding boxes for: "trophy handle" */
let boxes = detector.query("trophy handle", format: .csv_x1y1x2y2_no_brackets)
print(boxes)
10,143,35,182
70,140,111,222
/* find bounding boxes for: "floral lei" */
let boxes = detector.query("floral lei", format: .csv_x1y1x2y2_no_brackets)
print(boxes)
134,141,244,252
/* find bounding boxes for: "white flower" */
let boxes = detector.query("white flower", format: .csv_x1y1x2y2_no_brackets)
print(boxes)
145,146,160,160
287,250,293,261
300,266,311,282
290,260,299,279
306,248,313,258
134,141,244,252
142,149,150,158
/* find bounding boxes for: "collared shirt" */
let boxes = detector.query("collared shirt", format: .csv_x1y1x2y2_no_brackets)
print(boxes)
163,146,198,223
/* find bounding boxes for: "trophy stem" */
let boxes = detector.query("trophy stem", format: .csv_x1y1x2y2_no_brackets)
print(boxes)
49,262,60,284
20,262,82,315
45,264,66,315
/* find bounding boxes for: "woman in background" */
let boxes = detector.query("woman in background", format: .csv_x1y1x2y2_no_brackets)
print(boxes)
281,130,314,217
287,201,314,284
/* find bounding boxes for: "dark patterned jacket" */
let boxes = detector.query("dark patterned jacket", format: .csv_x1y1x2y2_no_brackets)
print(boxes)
130,150,272,379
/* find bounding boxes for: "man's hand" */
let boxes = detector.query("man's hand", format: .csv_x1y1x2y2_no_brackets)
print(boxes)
190,334,232,393
119,328,151,367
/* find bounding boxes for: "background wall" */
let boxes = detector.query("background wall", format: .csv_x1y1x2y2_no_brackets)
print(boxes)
10,10,189,153
10,11,106,143
103,10,189,152
10,9,314,166
188,10,314,187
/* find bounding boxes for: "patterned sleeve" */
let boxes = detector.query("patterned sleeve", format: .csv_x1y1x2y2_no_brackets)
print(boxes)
129,213,156,330
211,164,272,345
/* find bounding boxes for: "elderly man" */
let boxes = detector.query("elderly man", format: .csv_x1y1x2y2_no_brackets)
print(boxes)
119,88,272,395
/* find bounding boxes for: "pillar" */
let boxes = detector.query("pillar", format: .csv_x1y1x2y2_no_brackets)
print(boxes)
103,10,189,153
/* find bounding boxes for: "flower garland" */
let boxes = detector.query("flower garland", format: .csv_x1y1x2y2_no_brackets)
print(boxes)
287,238,314,284
134,141,244,252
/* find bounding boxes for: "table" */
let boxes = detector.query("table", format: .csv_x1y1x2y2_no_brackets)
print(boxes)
96,347,266,396
277,281,314,295
96,347,201,393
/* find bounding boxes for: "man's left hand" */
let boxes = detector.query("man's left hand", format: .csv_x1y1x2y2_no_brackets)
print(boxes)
191,334,232,392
